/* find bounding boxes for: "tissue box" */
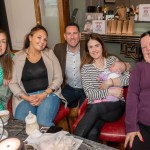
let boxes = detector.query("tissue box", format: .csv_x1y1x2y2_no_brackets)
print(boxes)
92,20,106,34
139,4,150,21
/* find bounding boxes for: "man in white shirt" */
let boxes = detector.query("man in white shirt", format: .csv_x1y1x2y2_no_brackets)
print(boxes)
54,23,86,108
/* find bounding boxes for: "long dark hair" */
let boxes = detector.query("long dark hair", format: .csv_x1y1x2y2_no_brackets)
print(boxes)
23,25,48,49
0,29,13,80
81,33,108,68
137,31,150,61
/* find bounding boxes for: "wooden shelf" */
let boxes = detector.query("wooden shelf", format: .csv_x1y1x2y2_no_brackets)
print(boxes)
81,32,140,61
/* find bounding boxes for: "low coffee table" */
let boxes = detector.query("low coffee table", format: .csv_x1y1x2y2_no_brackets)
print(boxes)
5,119,27,141
5,119,117,150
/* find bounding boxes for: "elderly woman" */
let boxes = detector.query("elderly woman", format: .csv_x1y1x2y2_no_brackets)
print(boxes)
125,31,150,150
9,25,63,127
74,33,129,142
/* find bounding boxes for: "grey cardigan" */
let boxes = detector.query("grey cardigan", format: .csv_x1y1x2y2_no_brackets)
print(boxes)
9,48,64,115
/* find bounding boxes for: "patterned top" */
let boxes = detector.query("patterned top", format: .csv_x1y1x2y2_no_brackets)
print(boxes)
81,56,129,103
0,65,3,86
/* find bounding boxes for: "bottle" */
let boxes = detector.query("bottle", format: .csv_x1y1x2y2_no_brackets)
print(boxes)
25,111,39,135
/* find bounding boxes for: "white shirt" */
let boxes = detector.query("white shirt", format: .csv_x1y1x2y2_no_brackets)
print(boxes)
65,45,82,88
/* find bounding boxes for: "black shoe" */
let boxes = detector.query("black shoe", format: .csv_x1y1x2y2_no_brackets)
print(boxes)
46,125,63,133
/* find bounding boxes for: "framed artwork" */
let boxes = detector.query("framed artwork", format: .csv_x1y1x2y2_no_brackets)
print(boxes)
104,0,116,3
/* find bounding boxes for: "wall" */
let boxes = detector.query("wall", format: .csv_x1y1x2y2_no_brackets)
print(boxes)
4,0,61,50
4,0,36,50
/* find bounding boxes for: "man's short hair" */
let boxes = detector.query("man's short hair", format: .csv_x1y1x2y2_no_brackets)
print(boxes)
64,22,80,33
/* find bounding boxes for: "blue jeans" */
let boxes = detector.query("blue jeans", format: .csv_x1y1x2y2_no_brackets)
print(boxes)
15,90,60,127
62,84,86,108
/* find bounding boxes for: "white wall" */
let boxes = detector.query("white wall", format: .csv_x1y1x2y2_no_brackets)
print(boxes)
4,0,61,50
4,0,36,50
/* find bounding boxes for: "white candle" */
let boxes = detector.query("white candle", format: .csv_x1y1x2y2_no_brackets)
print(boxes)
0,138,22,150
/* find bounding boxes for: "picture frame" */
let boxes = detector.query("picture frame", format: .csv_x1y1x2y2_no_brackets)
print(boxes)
104,0,116,3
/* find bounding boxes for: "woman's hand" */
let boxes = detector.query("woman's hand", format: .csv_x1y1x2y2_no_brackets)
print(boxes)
124,131,144,149
29,93,46,106
99,79,112,90
3,79,10,86
25,95,38,106
108,87,123,98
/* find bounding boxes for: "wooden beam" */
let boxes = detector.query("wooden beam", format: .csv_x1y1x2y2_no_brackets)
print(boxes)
58,0,70,42
58,0,65,42
34,0,41,25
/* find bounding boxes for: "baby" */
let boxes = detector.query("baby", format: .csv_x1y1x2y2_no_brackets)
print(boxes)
95,61,126,103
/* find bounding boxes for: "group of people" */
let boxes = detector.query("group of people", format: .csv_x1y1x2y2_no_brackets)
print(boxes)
0,22,150,149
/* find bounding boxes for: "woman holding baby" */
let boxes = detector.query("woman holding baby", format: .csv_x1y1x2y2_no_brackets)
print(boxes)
74,33,130,142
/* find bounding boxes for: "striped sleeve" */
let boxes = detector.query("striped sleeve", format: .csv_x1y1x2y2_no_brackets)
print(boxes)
119,71,130,86
81,65,108,103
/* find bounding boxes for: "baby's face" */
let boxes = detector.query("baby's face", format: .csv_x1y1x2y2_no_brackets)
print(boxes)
109,62,126,73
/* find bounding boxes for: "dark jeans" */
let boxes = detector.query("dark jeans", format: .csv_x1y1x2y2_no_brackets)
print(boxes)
74,100,125,142
126,123,150,150
62,84,86,108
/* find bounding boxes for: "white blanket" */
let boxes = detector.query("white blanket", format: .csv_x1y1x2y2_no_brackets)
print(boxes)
25,130,83,150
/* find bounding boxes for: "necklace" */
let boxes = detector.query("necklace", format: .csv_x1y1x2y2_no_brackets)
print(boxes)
93,58,105,70
27,51,41,63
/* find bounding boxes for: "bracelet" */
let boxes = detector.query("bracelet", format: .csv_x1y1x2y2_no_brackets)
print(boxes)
110,78,114,86
43,90,49,97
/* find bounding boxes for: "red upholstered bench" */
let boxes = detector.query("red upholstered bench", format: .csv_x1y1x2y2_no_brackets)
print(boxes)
7,98,70,125
72,87,128,143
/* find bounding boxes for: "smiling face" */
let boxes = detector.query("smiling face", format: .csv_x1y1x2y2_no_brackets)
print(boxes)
29,29,47,51
87,39,103,60
141,35,150,59
64,26,81,51
0,32,7,56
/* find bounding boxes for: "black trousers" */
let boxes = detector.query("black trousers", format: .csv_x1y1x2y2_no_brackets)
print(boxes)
62,84,86,108
74,100,125,142
126,123,150,150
